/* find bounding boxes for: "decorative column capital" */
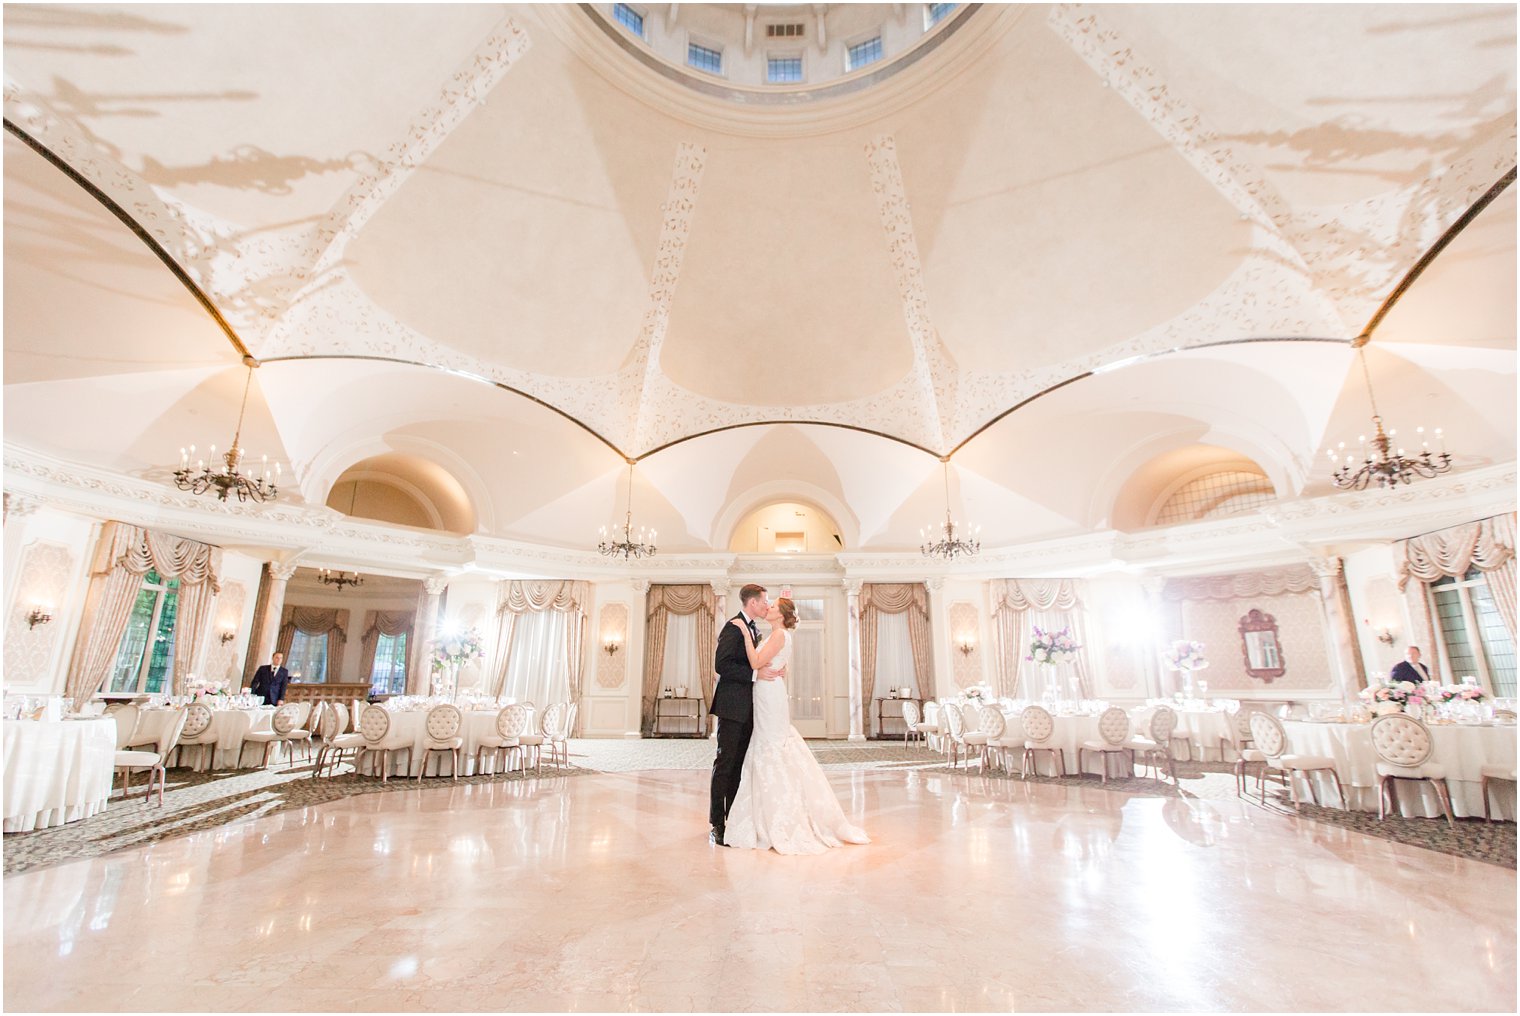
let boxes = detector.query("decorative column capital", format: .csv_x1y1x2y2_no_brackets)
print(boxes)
926,577,945,592
423,574,450,596
1308,555,1344,579
2,492,42,521
710,580,730,597
842,579,862,597
631,578,651,595
1141,575,1168,599
269,560,299,582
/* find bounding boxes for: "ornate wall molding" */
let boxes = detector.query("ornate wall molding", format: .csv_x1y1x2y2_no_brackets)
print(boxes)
3,540,74,685
595,602,629,689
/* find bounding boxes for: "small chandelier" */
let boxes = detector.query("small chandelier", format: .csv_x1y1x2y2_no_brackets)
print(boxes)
318,569,364,591
598,461,656,561
921,459,980,560
1328,336,1452,490
175,357,280,503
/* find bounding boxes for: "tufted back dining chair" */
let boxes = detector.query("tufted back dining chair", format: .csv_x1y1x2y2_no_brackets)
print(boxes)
919,701,943,752
941,703,967,767
1243,711,1345,810
1370,713,1454,826
418,704,465,781
977,706,1009,772
243,703,314,769
503,703,542,773
357,704,409,782
177,702,218,771
1017,705,1065,779
108,704,142,751
900,699,924,745
1078,707,1133,784
1130,706,1179,783
113,707,187,806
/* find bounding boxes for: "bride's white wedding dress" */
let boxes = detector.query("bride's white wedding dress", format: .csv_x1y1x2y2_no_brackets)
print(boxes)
724,630,870,855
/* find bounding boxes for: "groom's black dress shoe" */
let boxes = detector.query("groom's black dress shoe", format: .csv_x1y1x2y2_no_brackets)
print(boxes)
709,827,728,847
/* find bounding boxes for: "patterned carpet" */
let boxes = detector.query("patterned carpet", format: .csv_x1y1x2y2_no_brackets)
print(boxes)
3,739,1513,877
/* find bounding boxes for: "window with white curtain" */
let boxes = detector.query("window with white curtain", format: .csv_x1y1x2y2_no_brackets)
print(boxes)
872,610,914,698
501,610,571,708
661,611,701,695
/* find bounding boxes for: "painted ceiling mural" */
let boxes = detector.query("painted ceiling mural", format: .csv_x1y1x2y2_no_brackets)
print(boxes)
2,4,1515,552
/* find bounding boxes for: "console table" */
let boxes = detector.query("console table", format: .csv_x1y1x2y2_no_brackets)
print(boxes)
653,697,704,737
872,697,920,740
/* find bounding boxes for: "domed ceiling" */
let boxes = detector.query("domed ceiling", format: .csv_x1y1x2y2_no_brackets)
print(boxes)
2,3,1515,553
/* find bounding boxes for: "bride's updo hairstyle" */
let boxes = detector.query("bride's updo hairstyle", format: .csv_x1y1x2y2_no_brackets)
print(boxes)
777,598,799,630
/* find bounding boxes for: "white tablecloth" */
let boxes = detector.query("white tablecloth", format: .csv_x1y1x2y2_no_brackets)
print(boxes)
3,718,116,832
1283,720,1517,819
135,707,277,770
356,710,513,778
1000,710,1108,776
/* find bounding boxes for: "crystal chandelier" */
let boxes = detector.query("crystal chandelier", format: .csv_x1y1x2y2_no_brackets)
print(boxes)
921,460,980,559
318,569,364,591
175,358,280,503
598,462,656,560
1328,337,1452,490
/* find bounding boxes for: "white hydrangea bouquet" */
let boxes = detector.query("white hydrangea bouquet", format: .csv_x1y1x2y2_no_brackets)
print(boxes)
1027,626,1081,665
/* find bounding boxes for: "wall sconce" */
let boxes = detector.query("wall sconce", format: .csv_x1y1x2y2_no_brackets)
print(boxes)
1363,619,1396,646
219,629,237,645
604,639,622,656
25,605,52,629
958,638,976,656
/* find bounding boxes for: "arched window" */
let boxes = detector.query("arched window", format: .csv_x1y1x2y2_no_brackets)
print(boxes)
1153,470,1275,525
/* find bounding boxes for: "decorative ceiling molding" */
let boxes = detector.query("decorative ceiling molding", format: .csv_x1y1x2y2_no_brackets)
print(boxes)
1047,3,1519,335
629,141,708,453
864,135,954,452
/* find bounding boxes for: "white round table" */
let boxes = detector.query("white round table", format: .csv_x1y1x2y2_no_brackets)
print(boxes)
3,718,116,832
1133,705,1237,761
1283,719,1517,819
135,706,278,770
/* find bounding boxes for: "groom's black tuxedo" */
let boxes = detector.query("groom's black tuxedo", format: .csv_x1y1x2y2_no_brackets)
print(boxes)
710,611,760,834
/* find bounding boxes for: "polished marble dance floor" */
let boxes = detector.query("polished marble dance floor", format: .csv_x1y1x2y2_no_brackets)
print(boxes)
4,768,1515,1012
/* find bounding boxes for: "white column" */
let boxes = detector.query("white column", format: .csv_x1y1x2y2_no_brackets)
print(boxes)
408,575,449,695
251,560,298,678
844,579,865,741
631,578,650,737
1312,555,1367,704
926,577,946,701
1141,576,1168,699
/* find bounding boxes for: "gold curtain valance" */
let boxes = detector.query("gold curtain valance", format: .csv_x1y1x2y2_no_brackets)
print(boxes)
1162,566,1318,603
990,578,1081,613
280,606,347,644
647,583,714,618
362,610,413,646
1396,513,1516,591
94,521,221,592
860,583,927,616
499,580,589,615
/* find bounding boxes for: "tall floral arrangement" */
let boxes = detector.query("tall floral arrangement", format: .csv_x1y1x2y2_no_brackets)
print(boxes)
1027,626,1081,665
1161,640,1208,672
429,628,485,673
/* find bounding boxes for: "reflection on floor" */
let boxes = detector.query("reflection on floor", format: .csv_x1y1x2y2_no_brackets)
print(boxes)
4,769,1515,1012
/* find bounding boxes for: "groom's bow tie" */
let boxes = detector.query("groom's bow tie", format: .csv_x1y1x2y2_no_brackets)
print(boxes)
745,618,759,643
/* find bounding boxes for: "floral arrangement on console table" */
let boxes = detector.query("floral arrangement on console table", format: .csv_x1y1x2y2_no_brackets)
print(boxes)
429,628,485,695
1360,679,1487,716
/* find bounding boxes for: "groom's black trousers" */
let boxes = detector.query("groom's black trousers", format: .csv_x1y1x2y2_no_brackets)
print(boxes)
710,715,753,829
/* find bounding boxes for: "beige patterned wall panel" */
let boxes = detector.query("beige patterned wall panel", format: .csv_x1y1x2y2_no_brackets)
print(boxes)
202,582,246,685
1181,591,1333,691
4,541,74,685
596,603,629,690
949,601,980,689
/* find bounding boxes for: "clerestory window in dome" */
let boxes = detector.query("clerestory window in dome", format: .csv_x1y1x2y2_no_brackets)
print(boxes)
1153,470,1276,525
688,41,723,75
767,54,803,84
614,2,644,37
845,35,884,72
926,3,958,28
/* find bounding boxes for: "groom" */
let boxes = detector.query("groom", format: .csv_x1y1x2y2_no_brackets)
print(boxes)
709,583,784,847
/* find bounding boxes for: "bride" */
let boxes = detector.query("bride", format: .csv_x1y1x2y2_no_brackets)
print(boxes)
722,598,870,855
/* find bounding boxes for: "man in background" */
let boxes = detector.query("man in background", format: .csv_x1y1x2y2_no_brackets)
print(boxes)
1390,645,1433,685
250,651,290,706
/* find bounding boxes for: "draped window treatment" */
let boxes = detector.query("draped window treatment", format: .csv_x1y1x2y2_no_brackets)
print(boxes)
65,522,222,708
859,584,930,702
359,611,414,685
642,584,716,735
490,581,589,733
989,579,1091,699
1396,513,1517,641
501,611,572,711
871,611,915,698
276,607,348,681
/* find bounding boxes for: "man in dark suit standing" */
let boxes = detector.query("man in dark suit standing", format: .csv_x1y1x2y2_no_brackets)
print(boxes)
709,583,785,846
1389,645,1433,685
250,651,291,706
